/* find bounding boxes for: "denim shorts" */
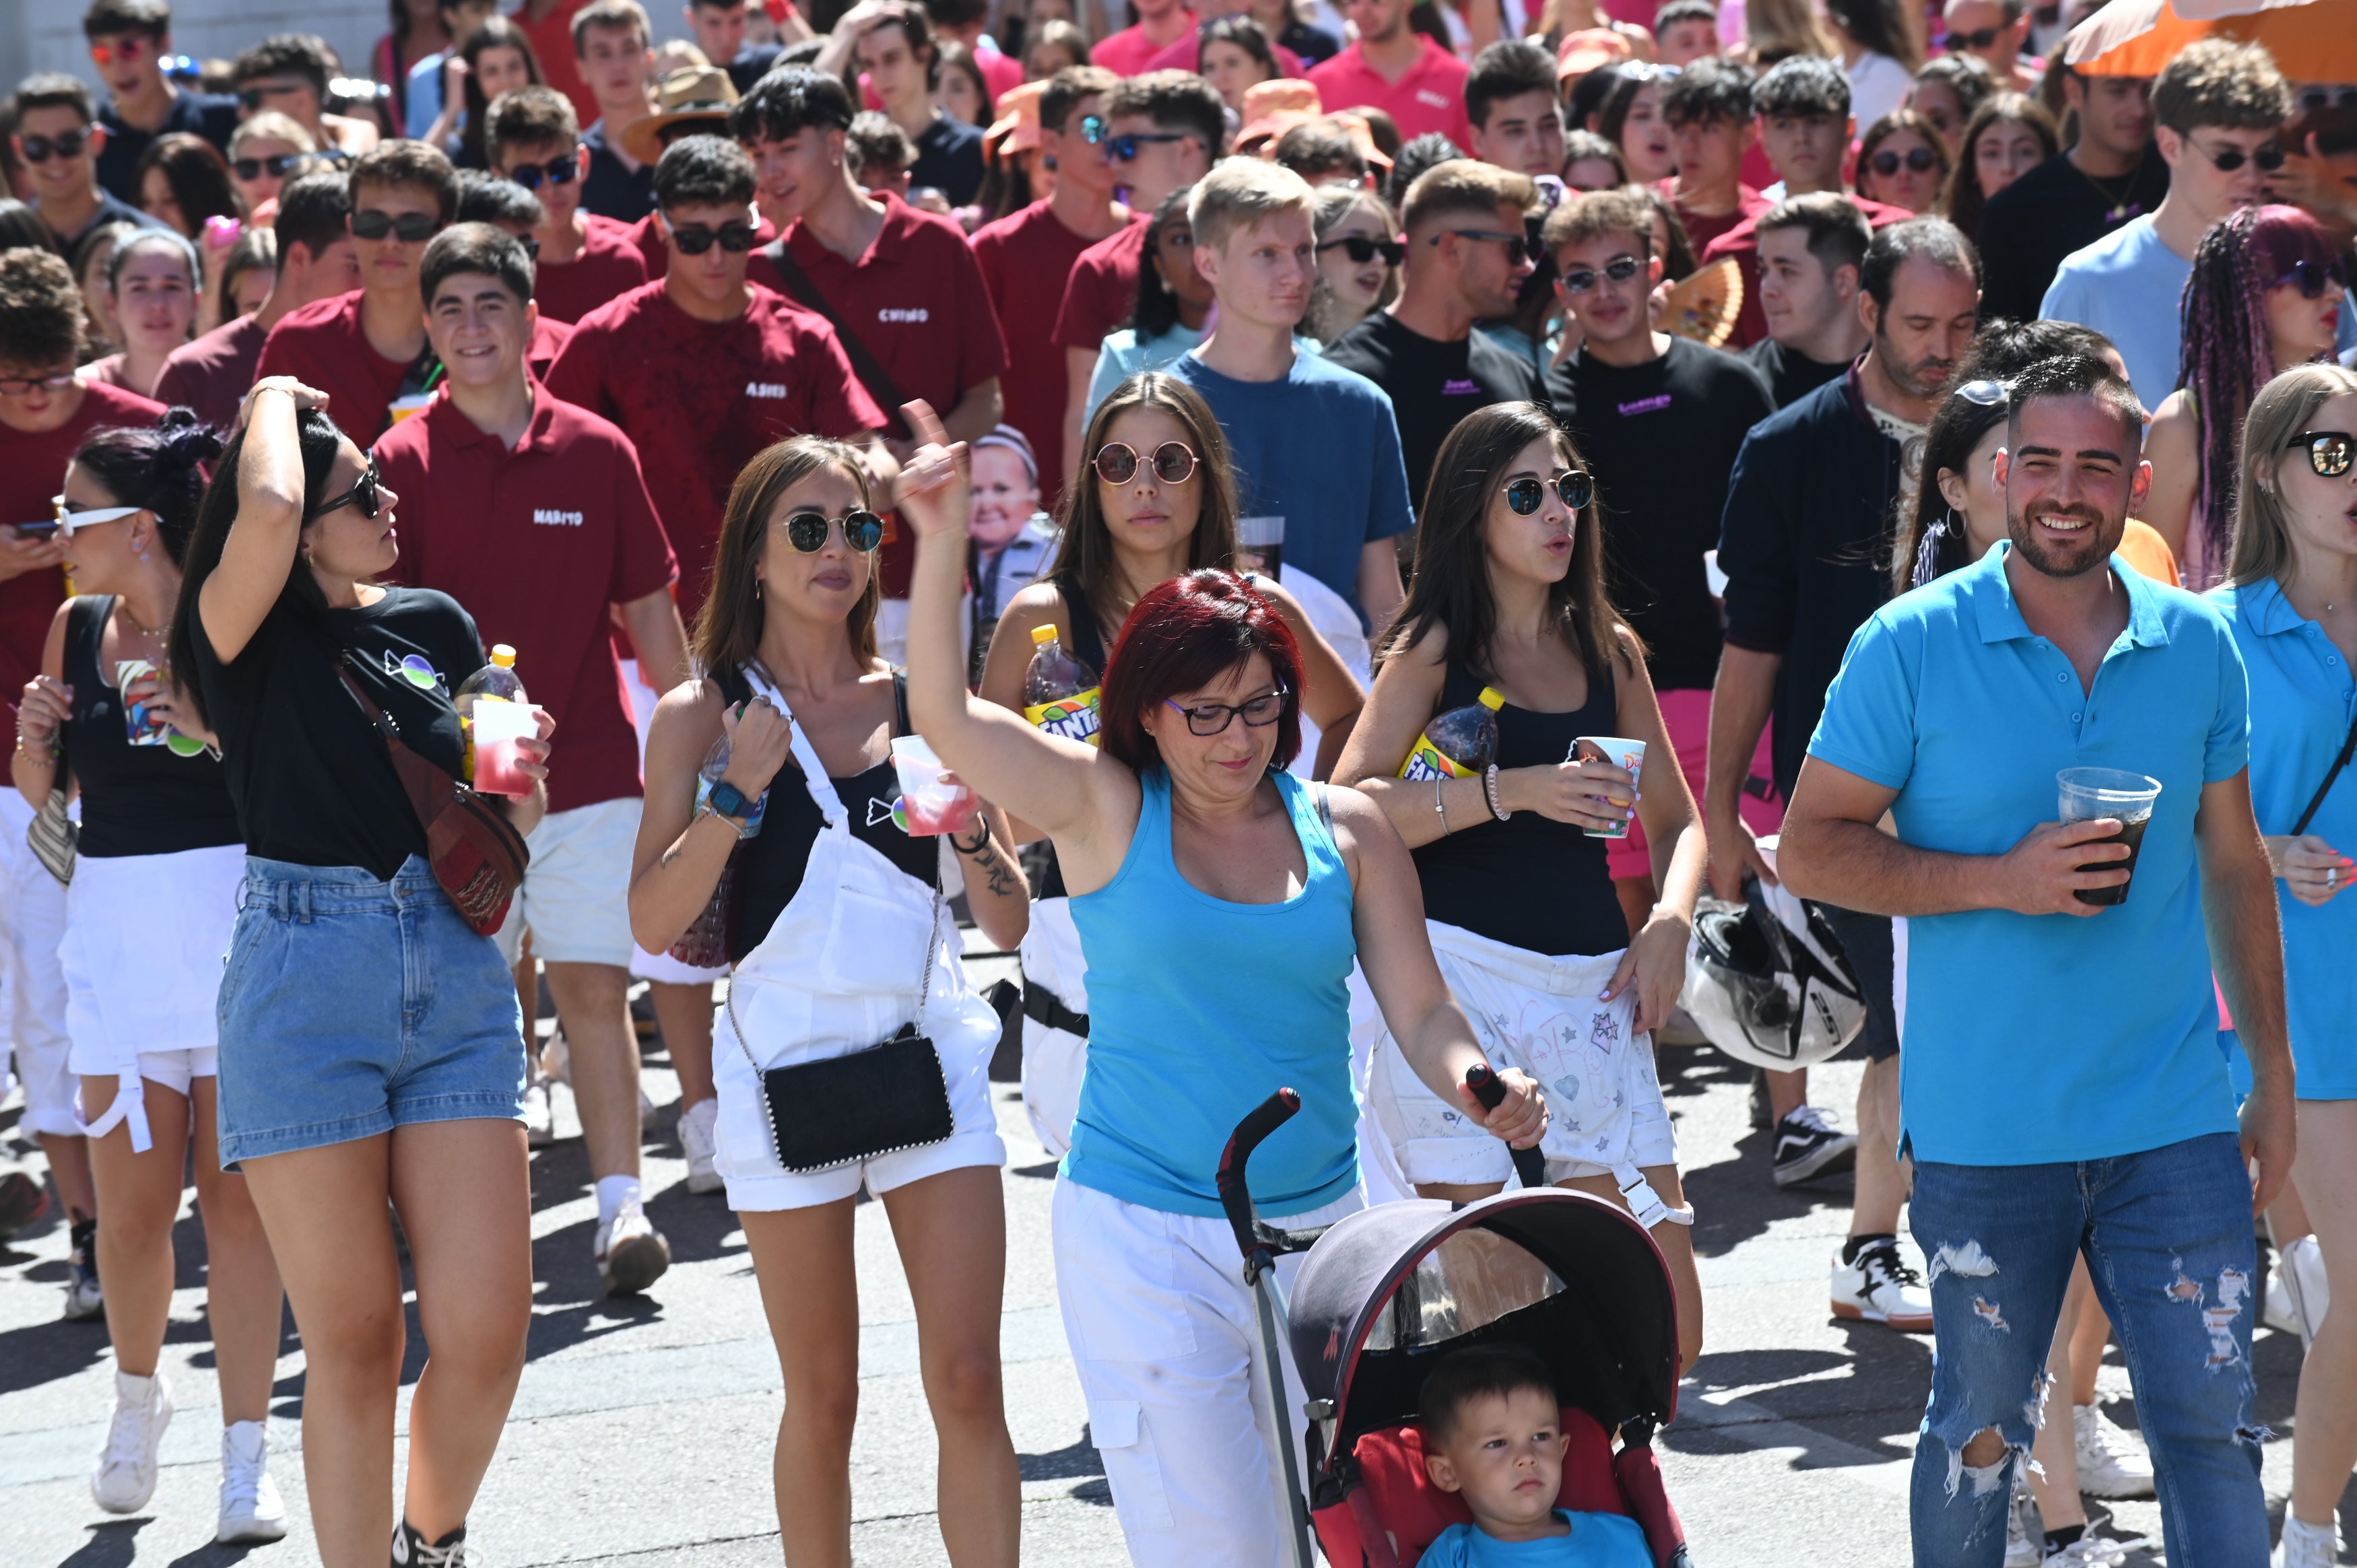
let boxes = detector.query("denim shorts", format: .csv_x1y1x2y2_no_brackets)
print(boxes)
215,855,527,1169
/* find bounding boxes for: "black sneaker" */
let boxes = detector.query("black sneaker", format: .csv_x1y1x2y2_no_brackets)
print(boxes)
64,1217,104,1320
1772,1107,1858,1188
393,1518,480,1567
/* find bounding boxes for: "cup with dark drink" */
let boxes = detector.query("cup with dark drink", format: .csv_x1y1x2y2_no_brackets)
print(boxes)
2057,768,2162,907
1236,515,1284,578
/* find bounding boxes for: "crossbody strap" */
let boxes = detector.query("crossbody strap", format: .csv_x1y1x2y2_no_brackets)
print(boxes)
2292,709,2357,838
756,235,912,434
335,656,453,831
738,666,851,831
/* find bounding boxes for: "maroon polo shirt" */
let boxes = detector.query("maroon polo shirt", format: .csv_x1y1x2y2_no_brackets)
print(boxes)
1698,193,1913,349
255,290,418,444
1050,217,1150,360
972,198,1116,510
535,213,650,325
154,312,269,430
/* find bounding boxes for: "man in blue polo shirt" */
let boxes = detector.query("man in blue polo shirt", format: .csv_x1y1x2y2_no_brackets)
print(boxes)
1778,354,2292,1567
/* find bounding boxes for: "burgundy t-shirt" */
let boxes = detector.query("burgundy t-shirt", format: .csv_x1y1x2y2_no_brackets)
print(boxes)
255,290,417,444
1700,194,1913,350
535,212,650,325
543,280,886,620
154,312,269,430
376,388,677,812
1051,218,1150,357
972,199,1115,509
0,382,166,700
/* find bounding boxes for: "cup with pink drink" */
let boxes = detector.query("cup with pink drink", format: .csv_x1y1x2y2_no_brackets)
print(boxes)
891,735,977,836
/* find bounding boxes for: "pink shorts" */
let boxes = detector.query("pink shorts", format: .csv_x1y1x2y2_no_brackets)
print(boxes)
1608,687,1783,883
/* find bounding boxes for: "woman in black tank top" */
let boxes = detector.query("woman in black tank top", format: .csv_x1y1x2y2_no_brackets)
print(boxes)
1335,402,1708,1369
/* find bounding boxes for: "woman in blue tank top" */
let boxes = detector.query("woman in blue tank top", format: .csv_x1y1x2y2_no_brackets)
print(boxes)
896,400,1547,1568
1337,403,1707,1371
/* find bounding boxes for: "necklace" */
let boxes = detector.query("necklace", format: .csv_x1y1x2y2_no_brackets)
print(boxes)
116,598,170,640
2071,157,2142,224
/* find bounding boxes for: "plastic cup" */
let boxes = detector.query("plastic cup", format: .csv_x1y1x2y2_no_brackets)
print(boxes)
117,659,167,745
387,392,433,424
891,735,976,836
2057,767,2161,907
1237,515,1284,578
469,700,539,797
1571,736,1646,839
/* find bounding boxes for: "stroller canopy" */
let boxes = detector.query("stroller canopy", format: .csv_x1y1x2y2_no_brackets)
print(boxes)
1288,1190,1681,1458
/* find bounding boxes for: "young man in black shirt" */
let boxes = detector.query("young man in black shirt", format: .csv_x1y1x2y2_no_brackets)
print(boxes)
1975,66,2168,322
816,1,984,206
1744,193,1871,409
83,0,238,202
1323,158,1548,514
574,0,661,221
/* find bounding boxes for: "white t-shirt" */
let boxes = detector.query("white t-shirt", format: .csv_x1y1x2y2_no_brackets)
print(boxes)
1846,51,1913,133
2039,213,2194,411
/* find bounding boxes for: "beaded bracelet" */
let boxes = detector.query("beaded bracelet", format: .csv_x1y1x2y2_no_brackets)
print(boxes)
1482,763,1509,823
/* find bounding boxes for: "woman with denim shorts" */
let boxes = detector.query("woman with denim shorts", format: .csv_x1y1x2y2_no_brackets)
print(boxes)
171,378,552,1568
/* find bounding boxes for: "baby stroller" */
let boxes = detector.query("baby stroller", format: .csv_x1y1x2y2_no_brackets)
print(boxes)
1218,1070,1692,1568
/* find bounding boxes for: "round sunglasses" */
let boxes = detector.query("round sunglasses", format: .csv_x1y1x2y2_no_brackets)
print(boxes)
2289,430,2354,479
2193,137,2286,174
1504,470,1593,514
1094,441,1198,485
1869,145,1941,177
781,508,885,553
1316,234,1405,267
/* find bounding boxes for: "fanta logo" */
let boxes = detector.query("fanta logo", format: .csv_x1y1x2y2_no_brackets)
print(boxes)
1025,689,1103,747
532,508,585,526
1399,741,1472,782
877,307,929,323
745,381,789,399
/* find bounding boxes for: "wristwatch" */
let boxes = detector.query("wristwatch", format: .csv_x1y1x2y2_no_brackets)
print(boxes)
704,779,760,837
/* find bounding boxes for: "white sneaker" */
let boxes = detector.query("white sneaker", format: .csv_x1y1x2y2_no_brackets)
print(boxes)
216,1419,288,1544
2047,1534,2130,1566
520,1072,554,1149
2280,1234,2331,1344
1830,1237,1934,1332
540,1028,569,1085
2276,1511,2339,1568
2003,1477,2041,1567
594,1200,671,1297
2071,1404,2155,1499
678,1097,722,1194
2266,1266,2304,1334
91,1369,172,1513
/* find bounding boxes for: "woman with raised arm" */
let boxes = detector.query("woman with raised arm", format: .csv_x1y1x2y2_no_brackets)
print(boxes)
627,436,1029,1568
897,396,1546,1568
1334,401,1706,1370
170,379,551,1568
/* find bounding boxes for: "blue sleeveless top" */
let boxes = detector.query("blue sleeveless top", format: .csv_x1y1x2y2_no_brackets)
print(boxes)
1066,768,1360,1217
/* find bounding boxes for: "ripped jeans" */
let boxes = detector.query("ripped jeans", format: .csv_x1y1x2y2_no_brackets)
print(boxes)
1909,1134,2266,1568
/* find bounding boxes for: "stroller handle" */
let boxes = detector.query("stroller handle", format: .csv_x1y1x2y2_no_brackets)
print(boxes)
1466,1064,1550,1192
1218,1088,1302,1261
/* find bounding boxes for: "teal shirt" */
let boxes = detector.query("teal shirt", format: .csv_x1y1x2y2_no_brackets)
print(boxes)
1065,769,1360,1217
1422,1512,1652,1567
2210,577,2357,1097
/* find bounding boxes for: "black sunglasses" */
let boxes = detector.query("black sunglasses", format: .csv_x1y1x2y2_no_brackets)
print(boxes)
1108,130,1191,162
506,150,580,191
2289,431,2354,479
311,455,382,521
236,82,305,111
1164,689,1288,737
2195,137,2286,174
2274,258,2348,301
1093,441,1198,485
1315,234,1405,266
668,219,759,254
18,130,89,163
1504,469,1593,514
350,208,441,242
1947,25,2006,48
1869,145,1941,176
1560,254,1642,294
782,508,885,552
233,151,308,180
1440,228,1539,263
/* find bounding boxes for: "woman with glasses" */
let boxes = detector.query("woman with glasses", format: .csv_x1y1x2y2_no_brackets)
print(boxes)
170,378,550,1568
1083,188,1212,419
896,393,1544,1568
1853,108,1951,215
11,411,290,1546
978,372,1366,1157
1333,400,1706,1371
225,113,320,220
1306,182,1402,345
2146,204,2350,590
2212,364,2357,1568
627,435,1029,1568
82,230,199,401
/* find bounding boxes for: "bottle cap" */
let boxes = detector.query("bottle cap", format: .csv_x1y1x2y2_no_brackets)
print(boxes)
1477,687,1504,710
1030,624,1058,646
491,644,517,667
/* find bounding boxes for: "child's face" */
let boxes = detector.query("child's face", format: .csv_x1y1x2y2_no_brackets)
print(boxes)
1426,1386,1568,1537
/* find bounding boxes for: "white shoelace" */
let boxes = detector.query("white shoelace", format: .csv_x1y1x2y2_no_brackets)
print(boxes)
1782,1105,1842,1138
101,1390,160,1470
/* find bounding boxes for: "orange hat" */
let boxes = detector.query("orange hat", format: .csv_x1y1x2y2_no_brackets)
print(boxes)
1557,27,1632,81
985,79,1047,155
1236,78,1323,150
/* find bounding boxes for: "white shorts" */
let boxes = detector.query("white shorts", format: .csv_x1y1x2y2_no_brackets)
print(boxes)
1053,1177,1360,1568
493,795,641,968
620,658,728,984
1362,922,1677,1188
0,790,77,1138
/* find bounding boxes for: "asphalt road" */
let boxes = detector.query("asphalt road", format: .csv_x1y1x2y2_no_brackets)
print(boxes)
0,961,2339,1567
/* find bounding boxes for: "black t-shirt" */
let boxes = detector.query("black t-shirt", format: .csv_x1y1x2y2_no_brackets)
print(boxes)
1977,147,2171,325
580,121,657,222
96,90,240,203
725,43,785,95
62,596,242,858
1322,313,1549,515
191,586,487,879
1546,336,1774,692
909,114,985,207
48,189,166,257
1280,20,1342,62
1744,337,1849,411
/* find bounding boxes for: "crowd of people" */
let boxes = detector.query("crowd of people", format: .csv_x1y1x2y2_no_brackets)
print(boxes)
0,0,2352,1564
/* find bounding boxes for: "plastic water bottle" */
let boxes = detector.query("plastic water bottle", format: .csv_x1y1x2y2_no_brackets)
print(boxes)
1398,686,1502,781
1023,623,1102,747
455,645,527,786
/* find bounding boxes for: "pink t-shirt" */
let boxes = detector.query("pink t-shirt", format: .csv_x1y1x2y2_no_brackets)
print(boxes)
1307,36,1473,149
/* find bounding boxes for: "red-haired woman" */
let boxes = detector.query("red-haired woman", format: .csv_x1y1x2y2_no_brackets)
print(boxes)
896,399,1547,1568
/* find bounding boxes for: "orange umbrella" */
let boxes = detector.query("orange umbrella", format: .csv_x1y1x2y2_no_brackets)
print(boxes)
2064,0,2357,79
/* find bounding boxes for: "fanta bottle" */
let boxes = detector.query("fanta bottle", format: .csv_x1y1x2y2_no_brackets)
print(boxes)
1023,623,1101,747
1398,687,1502,781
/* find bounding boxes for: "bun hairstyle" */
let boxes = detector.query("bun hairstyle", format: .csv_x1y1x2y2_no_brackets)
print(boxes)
69,407,226,568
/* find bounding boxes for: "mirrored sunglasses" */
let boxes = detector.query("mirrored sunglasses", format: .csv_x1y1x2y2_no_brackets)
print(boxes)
783,509,885,552
1504,470,1593,514
1560,254,1642,294
506,151,581,191
2289,430,2354,479
1093,441,1198,485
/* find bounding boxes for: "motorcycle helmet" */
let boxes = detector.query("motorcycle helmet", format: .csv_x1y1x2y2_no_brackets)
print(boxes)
1680,873,1867,1071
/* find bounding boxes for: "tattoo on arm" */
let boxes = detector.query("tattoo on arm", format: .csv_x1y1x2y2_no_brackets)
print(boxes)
982,857,1020,898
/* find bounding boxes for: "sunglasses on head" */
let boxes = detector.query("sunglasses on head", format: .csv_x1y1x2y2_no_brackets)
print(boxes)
88,35,152,66
1870,145,1941,176
2274,258,2348,300
1164,689,1288,737
506,150,581,191
781,508,885,553
17,130,89,164
310,456,382,522
233,151,308,180
1093,441,1199,485
1504,469,1593,514
50,496,144,536
350,208,441,242
1560,253,1642,294
2289,430,2354,479
0,371,75,397
667,219,760,254
1316,234,1405,266
1954,378,2008,407
2195,137,2286,174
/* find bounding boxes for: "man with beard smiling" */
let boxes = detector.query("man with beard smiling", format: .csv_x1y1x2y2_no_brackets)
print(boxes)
1776,352,2288,1563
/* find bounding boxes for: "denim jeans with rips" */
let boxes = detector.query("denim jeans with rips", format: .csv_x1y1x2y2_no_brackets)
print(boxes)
1908,1132,2267,1568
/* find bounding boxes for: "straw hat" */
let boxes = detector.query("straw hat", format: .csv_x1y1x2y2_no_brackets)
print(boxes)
620,67,741,164
1557,28,1633,81
985,79,1047,155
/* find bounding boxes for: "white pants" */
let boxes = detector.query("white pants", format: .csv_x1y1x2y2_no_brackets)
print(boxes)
1053,1177,1360,1568
0,790,76,1138
1018,897,1088,1158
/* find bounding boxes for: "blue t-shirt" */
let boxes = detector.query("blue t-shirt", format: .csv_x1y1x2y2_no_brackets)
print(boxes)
2210,577,2357,1097
2039,214,2193,412
1422,1512,1653,1567
1166,346,1412,629
1086,322,1205,425
1807,543,2248,1165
